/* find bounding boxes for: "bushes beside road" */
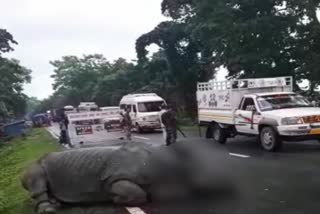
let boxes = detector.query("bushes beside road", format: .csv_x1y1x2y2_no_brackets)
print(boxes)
0,128,60,214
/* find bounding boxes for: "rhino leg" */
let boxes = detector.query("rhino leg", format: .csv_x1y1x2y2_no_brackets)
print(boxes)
110,180,147,206
21,163,57,214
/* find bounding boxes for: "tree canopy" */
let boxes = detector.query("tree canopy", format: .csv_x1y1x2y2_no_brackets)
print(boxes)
47,55,148,109
0,29,17,55
0,28,32,122
160,0,320,92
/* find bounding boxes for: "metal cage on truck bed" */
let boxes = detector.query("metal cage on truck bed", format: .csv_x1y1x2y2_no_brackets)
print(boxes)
197,76,293,124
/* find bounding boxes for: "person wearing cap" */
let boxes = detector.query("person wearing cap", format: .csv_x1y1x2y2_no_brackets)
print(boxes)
161,104,177,146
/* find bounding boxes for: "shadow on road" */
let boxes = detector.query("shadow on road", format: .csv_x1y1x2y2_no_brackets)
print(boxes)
57,204,124,214
223,136,320,156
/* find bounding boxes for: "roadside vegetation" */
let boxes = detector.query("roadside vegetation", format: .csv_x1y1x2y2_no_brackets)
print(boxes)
0,128,60,214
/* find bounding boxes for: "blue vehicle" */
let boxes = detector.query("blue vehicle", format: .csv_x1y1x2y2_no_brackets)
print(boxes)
32,114,51,127
2,120,26,137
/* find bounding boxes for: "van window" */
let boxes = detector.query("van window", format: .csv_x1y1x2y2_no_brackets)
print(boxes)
133,105,137,113
138,101,164,112
120,104,126,110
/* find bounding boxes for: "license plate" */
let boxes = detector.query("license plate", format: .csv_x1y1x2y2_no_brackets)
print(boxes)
309,129,320,135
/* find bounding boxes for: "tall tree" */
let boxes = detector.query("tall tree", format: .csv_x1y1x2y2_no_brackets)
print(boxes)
160,0,320,93
0,29,32,121
0,58,32,120
136,21,207,115
50,54,111,102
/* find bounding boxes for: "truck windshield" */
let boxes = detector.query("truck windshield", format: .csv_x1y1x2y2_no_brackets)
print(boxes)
138,101,164,112
257,94,312,111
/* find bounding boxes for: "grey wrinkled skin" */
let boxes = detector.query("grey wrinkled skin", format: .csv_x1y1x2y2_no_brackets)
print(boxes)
22,142,237,214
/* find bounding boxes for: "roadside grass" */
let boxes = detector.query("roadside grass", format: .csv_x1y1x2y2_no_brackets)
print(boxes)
0,128,61,214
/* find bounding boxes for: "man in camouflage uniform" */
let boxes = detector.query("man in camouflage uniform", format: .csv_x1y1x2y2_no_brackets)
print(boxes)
161,104,177,146
59,118,73,148
121,107,132,141
159,103,167,141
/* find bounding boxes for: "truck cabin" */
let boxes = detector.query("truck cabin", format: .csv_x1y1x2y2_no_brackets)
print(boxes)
239,93,313,113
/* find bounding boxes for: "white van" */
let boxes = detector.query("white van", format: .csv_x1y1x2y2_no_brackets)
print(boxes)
119,93,166,132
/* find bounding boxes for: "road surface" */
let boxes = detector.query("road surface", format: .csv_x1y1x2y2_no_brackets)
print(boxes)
46,124,320,214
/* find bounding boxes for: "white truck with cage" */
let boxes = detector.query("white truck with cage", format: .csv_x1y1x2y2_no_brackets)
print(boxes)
197,76,320,151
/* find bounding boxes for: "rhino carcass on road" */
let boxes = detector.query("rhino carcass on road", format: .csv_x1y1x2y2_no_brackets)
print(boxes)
21,142,236,214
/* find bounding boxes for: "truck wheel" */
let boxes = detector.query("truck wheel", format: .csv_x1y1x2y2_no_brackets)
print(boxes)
212,123,227,144
260,127,282,152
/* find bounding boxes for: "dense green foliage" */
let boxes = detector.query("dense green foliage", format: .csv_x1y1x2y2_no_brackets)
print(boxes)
36,52,191,114
0,129,60,214
0,29,17,55
0,29,32,122
160,0,320,91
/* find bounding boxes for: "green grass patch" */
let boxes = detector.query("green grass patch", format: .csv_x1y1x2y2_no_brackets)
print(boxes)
0,128,61,214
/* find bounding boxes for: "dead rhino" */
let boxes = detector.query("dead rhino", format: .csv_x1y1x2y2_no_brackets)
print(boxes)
22,142,235,214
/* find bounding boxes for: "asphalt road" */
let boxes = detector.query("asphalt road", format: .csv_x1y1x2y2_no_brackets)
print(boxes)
47,124,320,214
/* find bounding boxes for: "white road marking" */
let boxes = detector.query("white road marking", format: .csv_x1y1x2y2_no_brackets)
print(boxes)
229,153,250,158
133,136,150,140
126,207,146,214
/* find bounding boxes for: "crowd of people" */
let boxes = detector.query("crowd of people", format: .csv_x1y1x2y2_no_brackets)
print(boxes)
56,102,178,147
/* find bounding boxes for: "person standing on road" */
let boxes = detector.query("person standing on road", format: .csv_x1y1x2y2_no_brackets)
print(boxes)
59,118,73,148
121,107,132,141
159,103,167,141
63,113,69,130
161,104,177,146
59,120,67,145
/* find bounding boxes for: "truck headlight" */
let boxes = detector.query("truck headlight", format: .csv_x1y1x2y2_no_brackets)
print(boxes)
281,117,304,125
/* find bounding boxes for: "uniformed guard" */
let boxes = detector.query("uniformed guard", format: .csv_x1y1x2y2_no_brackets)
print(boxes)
59,120,67,145
159,103,167,141
161,104,177,146
121,107,132,141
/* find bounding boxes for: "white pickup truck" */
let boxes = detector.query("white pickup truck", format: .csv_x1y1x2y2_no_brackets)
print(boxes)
197,76,320,151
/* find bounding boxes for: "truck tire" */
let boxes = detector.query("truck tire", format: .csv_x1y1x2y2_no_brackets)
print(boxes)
212,123,227,144
260,126,282,152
